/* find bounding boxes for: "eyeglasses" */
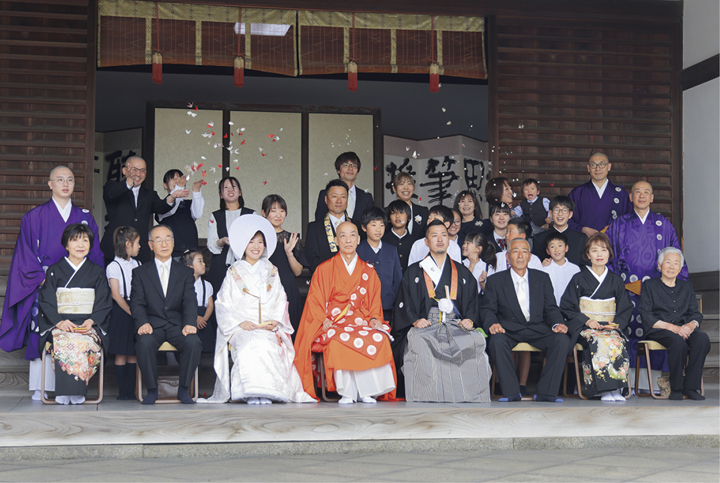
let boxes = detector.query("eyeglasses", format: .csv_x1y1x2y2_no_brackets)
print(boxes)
54,177,74,185
341,163,358,169
151,237,174,245
128,167,147,174
552,208,570,214
588,163,608,169
452,220,462,225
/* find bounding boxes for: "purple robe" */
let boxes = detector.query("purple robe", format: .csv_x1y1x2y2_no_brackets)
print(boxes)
0,200,102,359
606,210,687,371
567,180,633,232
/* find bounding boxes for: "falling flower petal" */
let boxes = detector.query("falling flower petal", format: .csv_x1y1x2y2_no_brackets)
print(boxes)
207,122,214,127
240,127,245,132
186,175,190,181
268,134,275,138
263,181,267,185
406,146,410,151
446,121,452,125
258,147,263,152
228,121,234,125
224,134,228,138
225,167,229,172
211,131,215,136
240,140,246,145
442,108,446,112
185,130,191,134
202,170,206,177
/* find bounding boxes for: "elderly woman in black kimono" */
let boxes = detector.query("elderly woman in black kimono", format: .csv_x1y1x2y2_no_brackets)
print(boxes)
639,247,709,401
38,224,112,404
561,233,632,402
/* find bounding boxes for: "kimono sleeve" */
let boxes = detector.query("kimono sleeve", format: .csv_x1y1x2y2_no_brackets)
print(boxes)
37,265,61,331
5,212,46,308
612,276,633,332
90,265,113,333
559,273,589,331
638,281,660,332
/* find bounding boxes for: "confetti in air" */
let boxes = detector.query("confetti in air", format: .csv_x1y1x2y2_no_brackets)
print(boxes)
201,156,206,160
240,140,246,145
412,151,418,159
446,121,452,125
185,130,191,134
225,167,230,172
207,122,214,128
406,146,410,151
263,181,267,185
442,108,446,112
228,121,234,125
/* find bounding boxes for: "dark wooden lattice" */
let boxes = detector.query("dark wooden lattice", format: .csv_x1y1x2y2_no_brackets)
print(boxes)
0,0,96,275
488,16,681,226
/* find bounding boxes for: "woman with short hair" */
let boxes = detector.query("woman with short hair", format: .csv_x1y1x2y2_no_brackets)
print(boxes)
639,247,709,400
38,223,112,404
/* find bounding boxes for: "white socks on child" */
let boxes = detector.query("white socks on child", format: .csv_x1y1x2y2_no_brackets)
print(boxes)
600,389,626,402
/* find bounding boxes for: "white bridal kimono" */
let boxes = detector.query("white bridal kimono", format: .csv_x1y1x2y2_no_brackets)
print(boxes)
200,258,314,403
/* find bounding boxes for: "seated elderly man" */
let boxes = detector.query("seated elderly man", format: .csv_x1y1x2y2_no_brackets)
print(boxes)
481,238,570,402
393,220,491,402
639,247,710,400
294,221,396,404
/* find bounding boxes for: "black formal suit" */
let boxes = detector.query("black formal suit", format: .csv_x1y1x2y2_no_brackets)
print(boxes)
314,186,374,225
532,226,589,266
304,215,360,275
101,179,173,264
480,268,570,397
130,259,202,390
407,202,429,239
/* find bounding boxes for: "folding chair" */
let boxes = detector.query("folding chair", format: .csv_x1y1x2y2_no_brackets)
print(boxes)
136,341,199,403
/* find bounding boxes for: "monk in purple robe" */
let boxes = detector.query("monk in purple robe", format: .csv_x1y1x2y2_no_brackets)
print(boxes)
0,166,102,400
567,153,633,236
606,181,687,387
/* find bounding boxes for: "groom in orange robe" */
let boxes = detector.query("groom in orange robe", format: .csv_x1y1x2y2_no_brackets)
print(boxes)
294,221,396,404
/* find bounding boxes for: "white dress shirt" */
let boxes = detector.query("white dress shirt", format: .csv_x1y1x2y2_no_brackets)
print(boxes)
592,179,609,199
510,268,531,321
157,186,205,221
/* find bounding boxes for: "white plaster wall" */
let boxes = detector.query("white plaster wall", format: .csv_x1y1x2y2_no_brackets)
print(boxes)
683,0,720,68
682,1,720,273
682,78,720,273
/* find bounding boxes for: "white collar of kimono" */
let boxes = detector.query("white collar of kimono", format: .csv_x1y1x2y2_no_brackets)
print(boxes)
634,209,649,224
228,214,277,261
592,178,609,198
586,265,608,284
52,197,72,223
238,258,266,275
420,255,446,286
343,254,358,275
65,256,86,272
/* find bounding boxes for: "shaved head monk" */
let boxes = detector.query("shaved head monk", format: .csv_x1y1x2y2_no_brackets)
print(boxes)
606,180,688,391
294,221,396,404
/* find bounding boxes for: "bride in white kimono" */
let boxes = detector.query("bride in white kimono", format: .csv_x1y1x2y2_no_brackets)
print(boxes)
200,215,314,404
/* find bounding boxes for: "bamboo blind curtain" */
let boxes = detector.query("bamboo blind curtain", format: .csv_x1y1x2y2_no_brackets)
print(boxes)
97,1,297,76
97,1,486,81
298,11,486,79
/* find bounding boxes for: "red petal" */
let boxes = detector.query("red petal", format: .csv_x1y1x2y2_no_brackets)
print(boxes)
236,166,240,170
373,166,377,171
240,140,246,145
210,219,214,223
211,131,215,136
217,164,222,168
223,134,228,138
550,183,555,187
268,134,274,137
261,153,266,156
263,181,267,185
198,163,204,168
419,197,422,201
202,170,207,177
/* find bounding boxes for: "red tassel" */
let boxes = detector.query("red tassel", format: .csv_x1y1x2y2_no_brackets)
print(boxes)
430,63,439,93
152,51,162,84
348,60,357,92
234,56,245,87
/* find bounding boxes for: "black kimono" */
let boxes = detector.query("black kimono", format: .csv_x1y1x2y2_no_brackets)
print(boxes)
269,230,309,333
37,258,112,396
560,267,632,397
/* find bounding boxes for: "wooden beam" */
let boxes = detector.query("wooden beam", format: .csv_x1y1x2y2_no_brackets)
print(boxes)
680,54,720,91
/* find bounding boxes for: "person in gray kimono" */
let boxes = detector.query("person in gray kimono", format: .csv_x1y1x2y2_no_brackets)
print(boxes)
393,220,491,402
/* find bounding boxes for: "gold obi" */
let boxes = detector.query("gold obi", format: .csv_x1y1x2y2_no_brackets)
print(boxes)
579,297,616,323
56,288,95,314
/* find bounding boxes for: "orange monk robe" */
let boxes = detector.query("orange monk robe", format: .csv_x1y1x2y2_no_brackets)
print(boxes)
294,253,397,401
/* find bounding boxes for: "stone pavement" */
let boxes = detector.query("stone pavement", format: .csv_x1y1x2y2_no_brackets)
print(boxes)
0,447,718,482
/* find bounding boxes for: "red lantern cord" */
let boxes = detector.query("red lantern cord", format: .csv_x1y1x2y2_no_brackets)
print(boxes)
429,16,439,93
152,2,163,84
233,9,245,87
348,13,358,92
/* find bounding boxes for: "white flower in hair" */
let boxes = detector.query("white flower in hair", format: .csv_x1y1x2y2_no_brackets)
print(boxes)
438,298,454,314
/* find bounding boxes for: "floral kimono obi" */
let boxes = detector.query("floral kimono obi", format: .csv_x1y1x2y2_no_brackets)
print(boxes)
311,262,392,361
